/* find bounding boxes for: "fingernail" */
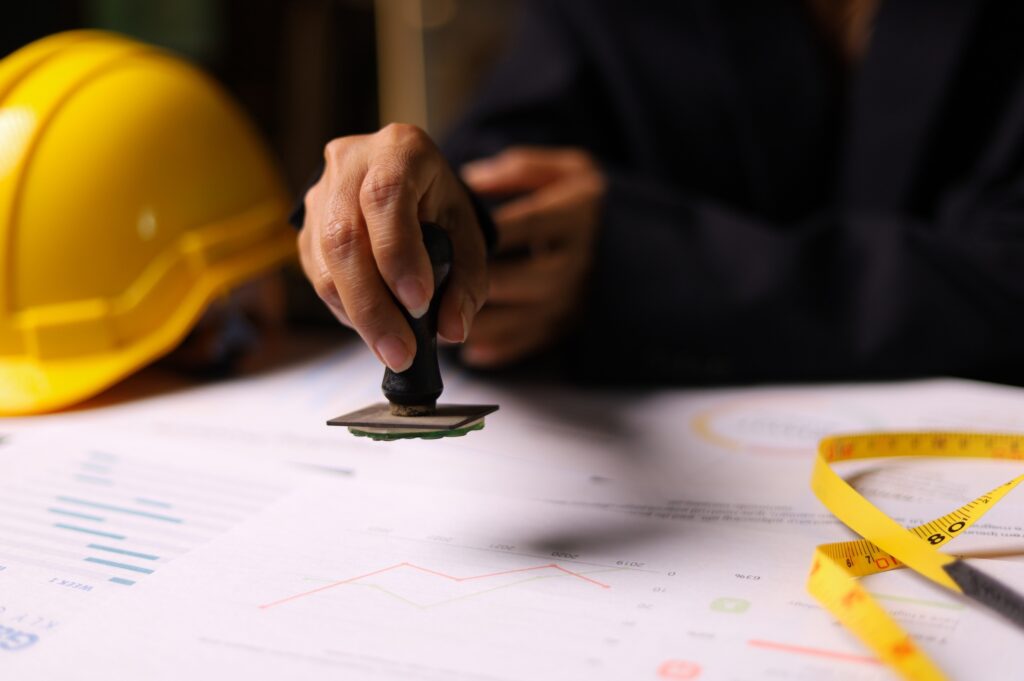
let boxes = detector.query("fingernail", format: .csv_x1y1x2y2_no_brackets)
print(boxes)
396,277,429,318
375,334,412,372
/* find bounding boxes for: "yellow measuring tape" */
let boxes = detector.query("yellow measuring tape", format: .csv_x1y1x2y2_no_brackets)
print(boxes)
809,433,1024,680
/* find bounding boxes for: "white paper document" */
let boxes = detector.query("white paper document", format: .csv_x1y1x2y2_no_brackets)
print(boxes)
2,340,1023,680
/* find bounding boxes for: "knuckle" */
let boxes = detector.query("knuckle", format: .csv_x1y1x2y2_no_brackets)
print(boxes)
379,122,428,147
321,218,365,262
302,184,320,214
323,136,353,162
374,124,436,172
359,170,411,214
312,274,340,307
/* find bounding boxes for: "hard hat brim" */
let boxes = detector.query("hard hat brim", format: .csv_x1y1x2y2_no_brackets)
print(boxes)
0,229,295,416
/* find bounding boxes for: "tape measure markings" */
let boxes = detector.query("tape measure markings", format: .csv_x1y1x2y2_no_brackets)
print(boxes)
809,432,1024,681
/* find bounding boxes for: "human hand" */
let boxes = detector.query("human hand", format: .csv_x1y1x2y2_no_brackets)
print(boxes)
460,147,606,367
297,124,488,372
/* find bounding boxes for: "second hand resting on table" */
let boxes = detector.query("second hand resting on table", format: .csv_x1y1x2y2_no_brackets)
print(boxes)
296,123,607,371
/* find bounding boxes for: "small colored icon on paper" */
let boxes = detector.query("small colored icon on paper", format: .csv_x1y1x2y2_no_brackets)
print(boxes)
657,659,701,679
710,597,750,614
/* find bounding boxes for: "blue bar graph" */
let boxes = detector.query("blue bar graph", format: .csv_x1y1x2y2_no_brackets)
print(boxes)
54,523,125,540
56,496,183,524
135,498,173,509
48,508,105,522
4,446,279,595
73,474,112,485
88,451,118,462
84,557,154,574
87,544,159,561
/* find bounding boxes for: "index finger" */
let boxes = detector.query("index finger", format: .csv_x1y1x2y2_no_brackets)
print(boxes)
461,147,582,196
358,124,441,319
491,178,589,253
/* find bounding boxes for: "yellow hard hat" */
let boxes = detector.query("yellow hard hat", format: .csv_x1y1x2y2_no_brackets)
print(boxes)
0,31,296,415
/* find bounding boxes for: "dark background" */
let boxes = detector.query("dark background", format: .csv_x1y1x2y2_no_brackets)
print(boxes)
1,0,515,193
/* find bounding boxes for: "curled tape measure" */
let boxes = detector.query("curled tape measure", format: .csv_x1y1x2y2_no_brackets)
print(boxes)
809,433,1024,681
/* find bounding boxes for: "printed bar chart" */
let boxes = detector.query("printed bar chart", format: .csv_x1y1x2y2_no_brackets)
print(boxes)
0,445,284,592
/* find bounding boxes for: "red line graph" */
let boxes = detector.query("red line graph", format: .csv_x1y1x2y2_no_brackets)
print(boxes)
259,561,611,610
747,639,881,665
